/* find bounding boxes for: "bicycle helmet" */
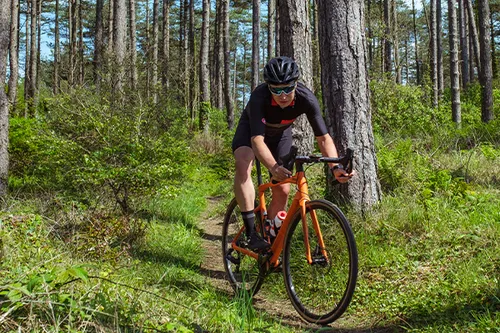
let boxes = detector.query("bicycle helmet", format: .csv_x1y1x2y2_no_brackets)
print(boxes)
263,56,300,85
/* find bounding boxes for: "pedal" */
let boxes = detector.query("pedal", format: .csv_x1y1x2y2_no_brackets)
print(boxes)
312,256,328,267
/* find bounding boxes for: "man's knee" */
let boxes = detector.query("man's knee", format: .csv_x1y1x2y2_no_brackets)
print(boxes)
272,184,290,199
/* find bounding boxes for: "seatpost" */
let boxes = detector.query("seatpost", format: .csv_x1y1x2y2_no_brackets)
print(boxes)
255,159,263,186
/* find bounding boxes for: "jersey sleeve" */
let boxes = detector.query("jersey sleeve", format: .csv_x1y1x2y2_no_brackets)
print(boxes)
247,88,267,137
303,89,328,137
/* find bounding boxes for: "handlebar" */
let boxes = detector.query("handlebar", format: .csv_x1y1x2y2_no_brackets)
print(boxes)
279,146,354,174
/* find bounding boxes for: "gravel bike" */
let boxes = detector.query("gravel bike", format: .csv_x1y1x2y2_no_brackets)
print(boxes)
222,146,358,325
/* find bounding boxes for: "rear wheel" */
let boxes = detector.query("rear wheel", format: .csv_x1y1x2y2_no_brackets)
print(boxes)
283,199,358,324
222,198,264,295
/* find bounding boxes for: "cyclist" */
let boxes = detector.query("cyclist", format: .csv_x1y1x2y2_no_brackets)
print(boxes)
232,56,353,252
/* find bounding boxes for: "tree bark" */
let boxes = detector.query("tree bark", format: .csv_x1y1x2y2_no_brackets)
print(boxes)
129,0,138,90
430,0,438,107
412,0,421,85
162,0,170,90
78,0,84,85
458,0,469,88
318,0,381,210
437,0,443,96
152,0,159,103
251,0,260,91
448,0,461,124
94,0,103,89
223,0,234,130
27,0,37,115
279,0,315,154
199,0,210,132
268,0,276,61
477,0,494,122
188,0,196,118
0,0,12,196
113,0,127,100
465,0,481,73
8,0,19,107
383,0,391,75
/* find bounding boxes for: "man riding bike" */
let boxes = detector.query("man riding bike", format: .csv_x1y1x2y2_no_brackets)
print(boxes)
232,56,353,252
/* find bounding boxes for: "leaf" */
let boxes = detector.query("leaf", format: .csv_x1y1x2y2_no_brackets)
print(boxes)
67,266,89,282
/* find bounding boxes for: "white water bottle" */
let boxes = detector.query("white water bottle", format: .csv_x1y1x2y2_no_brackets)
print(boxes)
270,211,287,237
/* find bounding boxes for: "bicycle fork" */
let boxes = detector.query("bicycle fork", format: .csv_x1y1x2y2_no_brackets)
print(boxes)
302,201,329,266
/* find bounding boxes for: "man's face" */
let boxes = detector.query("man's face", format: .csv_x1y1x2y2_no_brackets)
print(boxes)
268,82,297,109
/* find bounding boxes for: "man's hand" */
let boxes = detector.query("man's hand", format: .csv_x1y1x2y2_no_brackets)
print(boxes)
271,163,292,182
332,165,354,183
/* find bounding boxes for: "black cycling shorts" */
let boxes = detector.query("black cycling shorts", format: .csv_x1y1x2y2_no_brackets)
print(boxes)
232,116,293,163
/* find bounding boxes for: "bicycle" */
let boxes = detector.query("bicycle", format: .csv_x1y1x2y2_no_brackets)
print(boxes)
222,146,358,325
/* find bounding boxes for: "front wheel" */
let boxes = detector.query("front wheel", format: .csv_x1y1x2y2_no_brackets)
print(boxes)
221,198,264,295
283,199,358,325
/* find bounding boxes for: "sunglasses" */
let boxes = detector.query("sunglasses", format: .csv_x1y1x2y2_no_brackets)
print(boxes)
268,83,297,96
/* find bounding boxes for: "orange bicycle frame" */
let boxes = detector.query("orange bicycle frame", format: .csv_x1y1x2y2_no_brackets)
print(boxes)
230,169,328,268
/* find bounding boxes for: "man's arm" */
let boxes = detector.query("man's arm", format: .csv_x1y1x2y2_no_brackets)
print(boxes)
251,135,291,181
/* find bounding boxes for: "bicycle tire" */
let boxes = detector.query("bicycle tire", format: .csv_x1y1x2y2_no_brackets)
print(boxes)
283,199,358,325
221,197,265,295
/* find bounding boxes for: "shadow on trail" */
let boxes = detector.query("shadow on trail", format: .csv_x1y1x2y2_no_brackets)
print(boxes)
395,291,499,331
197,266,227,281
200,231,223,242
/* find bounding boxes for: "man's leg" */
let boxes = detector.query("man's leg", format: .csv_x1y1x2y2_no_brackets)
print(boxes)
268,183,290,220
233,146,255,214
233,146,270,251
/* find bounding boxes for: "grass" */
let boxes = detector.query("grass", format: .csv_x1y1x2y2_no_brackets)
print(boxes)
1,119,499,332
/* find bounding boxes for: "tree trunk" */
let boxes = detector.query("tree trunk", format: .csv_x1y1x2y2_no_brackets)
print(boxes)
279,0,315,154
393,1,401,84
491,12,497,80
8,0,19,108
223,0,234,130
199,0,210,132
318,0,381,210
275,0,280,54
28,0,37,115
94,0,103,89
152,0,159,103
251,0,260,91
268,0,276,62
69,0,76,86
430,0,438,107
477,0,494,122
24,1,29,117
312,0,321,92
0,0,12,196
437,0,443,96
412,0,420,85
129,0,138,90
383,0,391,75
458,0,469,88
162,0,170,90
188,0,196,118
465,0,481,73
211,2,224,109
78,0,84,85
448,0,461,124
113,0,127,100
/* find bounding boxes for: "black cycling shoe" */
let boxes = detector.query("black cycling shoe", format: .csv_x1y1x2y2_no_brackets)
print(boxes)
246,233,271,252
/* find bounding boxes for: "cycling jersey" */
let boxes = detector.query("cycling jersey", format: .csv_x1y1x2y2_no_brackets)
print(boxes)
232,82,328,158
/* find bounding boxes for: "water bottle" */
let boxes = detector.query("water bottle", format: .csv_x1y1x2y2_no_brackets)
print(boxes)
270,211,287,238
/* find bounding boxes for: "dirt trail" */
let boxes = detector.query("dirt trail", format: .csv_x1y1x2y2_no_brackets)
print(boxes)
197,196,310,330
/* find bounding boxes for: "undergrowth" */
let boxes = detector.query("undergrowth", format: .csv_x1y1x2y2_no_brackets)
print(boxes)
1,82,499,332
